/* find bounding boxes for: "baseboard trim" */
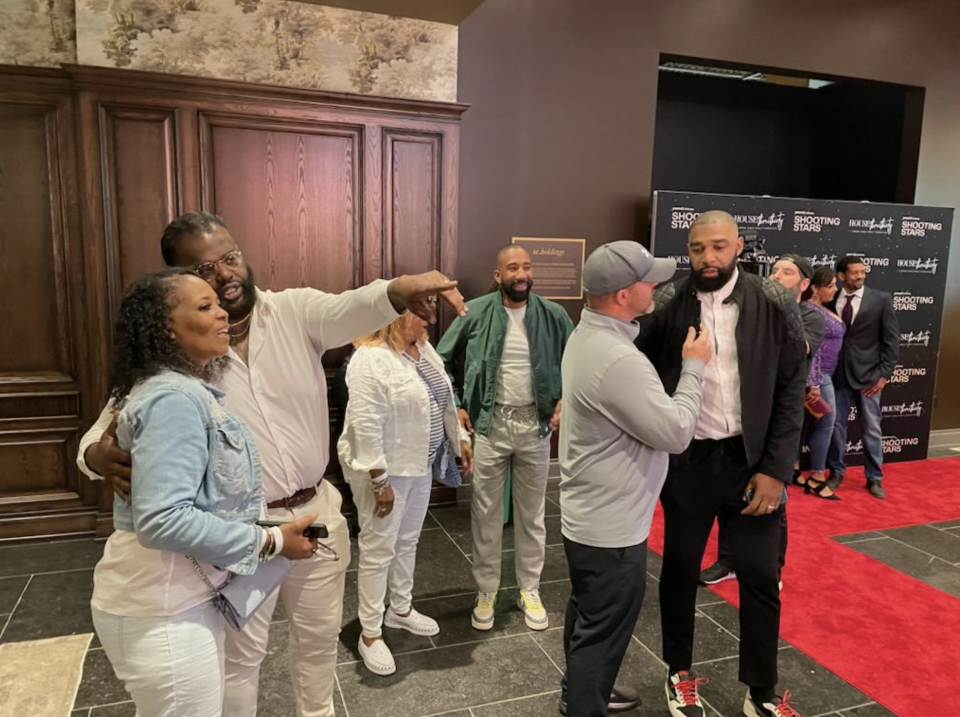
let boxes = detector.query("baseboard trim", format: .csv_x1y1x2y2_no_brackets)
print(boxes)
929,428,960,448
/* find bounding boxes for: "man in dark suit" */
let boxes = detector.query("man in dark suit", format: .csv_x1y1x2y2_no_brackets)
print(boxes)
826,255,899,499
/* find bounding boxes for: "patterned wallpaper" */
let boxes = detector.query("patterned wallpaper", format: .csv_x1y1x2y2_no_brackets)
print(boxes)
0,0,458,102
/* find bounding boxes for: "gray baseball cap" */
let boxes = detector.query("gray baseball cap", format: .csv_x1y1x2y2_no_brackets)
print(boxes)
582,241,677,294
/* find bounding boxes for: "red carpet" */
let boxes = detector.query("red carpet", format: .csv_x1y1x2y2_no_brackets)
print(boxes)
646,457,960,717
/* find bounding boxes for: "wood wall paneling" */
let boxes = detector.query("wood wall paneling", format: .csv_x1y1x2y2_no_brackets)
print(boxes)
0,80,95,541
0,65,466,539
0,430,80,503
383,130,442,280
99,104,181,302
0,103,72,381
200,114,364,294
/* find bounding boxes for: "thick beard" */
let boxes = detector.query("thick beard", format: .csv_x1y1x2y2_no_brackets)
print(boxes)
224,264,258,320
690,261,737,293
501,277,533,303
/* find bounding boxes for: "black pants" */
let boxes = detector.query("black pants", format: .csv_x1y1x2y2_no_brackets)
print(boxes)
718,505,788,570
563,537,647,717
660,437,781,689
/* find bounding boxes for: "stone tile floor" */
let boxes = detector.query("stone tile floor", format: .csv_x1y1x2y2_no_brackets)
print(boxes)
7,456,959,717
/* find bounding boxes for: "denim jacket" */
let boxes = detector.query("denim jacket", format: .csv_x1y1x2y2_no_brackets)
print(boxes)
114,370,264,575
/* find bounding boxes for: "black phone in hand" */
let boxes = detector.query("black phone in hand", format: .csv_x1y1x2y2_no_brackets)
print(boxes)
257,520,329,539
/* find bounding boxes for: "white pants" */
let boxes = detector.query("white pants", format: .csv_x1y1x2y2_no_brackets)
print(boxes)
92,601,226,717
471,405,551,592
222,480,350,717
347,472,432,637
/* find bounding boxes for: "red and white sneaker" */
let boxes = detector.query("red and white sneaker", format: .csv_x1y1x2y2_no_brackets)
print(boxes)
743,689,803,717
666,670,708,717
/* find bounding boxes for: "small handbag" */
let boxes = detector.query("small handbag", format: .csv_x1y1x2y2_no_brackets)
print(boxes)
189,554,290,631
432,437,463,488
805,395,834,420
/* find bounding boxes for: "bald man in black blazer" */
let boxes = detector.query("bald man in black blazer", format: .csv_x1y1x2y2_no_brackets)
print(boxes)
826,255,899,498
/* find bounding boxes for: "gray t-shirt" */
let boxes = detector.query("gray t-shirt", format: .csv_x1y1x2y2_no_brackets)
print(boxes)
559,308,704,548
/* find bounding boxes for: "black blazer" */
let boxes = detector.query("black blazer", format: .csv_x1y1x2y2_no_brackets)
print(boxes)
828,286,899,390
636,272,807,484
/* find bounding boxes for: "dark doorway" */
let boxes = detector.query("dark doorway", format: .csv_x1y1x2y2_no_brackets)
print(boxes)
651,57,924,204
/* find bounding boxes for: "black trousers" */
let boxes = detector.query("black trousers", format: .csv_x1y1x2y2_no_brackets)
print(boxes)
718,505,788,570
660,437,781,689
562,537,647,717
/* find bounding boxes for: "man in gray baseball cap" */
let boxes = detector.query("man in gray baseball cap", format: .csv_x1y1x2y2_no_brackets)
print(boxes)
582,240,678,295
556,241,712,717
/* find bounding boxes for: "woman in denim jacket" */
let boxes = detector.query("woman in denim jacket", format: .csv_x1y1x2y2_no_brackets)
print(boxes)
338,313,473,676
90,269,316,717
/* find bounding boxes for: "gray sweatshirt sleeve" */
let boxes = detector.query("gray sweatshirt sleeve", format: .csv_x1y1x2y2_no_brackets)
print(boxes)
600,354,705,455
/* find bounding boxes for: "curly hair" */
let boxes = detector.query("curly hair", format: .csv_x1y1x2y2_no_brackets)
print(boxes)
109,269,225,403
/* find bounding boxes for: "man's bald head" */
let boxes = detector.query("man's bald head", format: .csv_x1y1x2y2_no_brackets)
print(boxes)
687,210,743,293
496,244,530,270
689,210,739,237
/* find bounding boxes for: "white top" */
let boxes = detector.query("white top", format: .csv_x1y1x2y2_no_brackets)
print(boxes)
495,305,535,406
78,283,399,615
838,286,864,325
695,269,743,440
91,531,226,616
337,342,468,481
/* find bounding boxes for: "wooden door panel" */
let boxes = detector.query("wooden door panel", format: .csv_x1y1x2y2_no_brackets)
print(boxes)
99,105,180,303
201,114,363,294
383,131,442,279
0,105,72,380
0,89,92,539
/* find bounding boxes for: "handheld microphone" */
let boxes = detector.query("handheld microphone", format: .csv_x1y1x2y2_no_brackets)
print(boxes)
692,296,702,338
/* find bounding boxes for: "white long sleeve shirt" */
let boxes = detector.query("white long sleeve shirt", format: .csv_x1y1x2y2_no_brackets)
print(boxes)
559,308,705,548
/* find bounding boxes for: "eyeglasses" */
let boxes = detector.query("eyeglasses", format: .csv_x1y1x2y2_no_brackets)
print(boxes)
193,249,243,281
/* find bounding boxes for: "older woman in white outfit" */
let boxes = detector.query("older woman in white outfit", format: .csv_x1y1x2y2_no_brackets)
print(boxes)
338,312,473,675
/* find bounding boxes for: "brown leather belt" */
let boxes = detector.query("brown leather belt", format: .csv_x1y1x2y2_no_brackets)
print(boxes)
266,485,318,510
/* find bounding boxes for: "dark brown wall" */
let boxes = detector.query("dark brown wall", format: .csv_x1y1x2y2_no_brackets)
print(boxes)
457,0,960,430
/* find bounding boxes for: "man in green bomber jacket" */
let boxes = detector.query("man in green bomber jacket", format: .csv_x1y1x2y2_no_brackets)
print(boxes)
437,244,574,633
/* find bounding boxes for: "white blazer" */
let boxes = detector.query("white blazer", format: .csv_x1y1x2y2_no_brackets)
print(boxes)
337,341,467,480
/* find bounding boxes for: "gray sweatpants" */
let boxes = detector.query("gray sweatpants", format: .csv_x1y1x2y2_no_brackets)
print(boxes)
471,404,552,592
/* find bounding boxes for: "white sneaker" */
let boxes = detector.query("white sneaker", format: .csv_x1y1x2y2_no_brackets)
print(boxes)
383,606,440,636
471,590,497,631
517,588,549,630
358,636,396,676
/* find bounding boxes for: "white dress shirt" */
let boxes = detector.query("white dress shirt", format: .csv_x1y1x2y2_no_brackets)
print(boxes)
695,269,742,440
837,286,864,325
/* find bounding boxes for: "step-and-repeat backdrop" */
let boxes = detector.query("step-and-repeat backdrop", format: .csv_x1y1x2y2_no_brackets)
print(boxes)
650,190,953,464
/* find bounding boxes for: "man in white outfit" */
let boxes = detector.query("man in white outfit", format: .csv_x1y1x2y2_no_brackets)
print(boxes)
78,212,466,717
